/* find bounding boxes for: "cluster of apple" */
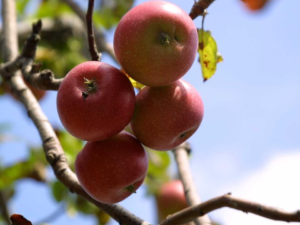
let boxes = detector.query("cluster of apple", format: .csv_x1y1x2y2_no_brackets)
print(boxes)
56,1,204,204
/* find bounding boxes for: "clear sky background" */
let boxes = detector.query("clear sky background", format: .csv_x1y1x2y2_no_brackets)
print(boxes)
1,0,300,224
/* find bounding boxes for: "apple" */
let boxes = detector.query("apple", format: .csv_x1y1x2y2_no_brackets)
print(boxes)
130,79,204,151
56,61,135,141
75,131,148,204
241,0,270,11
114,1,198,87
155,180,189,222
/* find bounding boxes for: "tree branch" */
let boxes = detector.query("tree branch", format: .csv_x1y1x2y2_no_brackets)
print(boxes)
1,0,18,62
61,0,118,63
86,0,100,61
160,193,300,225
172,143,211,225
1,2,150,225
189,0,215,20
0,191,11,225
0,20,63,90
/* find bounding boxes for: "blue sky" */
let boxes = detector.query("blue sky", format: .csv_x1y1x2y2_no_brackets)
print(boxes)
1,0,300,224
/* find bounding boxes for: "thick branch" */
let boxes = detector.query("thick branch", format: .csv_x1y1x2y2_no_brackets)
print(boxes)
61,0,118,63
172,143,211,225
86,0,100,61
1,2,150,225
189,0,215,20
160,193,300,225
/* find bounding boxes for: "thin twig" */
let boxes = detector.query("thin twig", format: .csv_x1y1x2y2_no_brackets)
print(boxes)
189,0,215,20
0,191,11,225
160,193,300,225
23,68,63,91
1,2,150,225
86,0,100,61
173,143,211,225
61,0,118,63
0,20,41,78
0,21,63,90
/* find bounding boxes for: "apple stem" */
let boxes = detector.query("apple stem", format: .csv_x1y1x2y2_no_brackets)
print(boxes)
124,184,136,193
82,77,97,100
160,33,171,45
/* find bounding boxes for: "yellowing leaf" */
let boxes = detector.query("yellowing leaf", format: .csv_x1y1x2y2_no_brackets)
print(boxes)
198,29,223,82
128,76,145,90
121,68,145,90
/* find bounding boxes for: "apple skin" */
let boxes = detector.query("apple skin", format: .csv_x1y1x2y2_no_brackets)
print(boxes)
75,131,148,204
155,180,189,222
130,79,204,151
114,1,198,87
241,0,269,11
57,61,135,141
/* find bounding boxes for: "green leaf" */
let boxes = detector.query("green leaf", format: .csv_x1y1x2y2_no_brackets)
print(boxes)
16,0,30,16
36,38,87,78
94,0,134,29
198,29,223,82
34,0,73,19
74,195,98,214
51,180,68,202
74,196,110,224
0,147,47,189
0,161,32,189
144,148,171,194
56,130,84,169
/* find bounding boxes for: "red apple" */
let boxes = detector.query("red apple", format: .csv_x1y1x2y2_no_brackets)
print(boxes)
56,61,135,141
114,1,198,87
155,180,188,222
130,79,204,151
241,0,270,11
75,131,148,204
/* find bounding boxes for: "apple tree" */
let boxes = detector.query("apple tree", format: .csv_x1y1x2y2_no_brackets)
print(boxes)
1,0,300,225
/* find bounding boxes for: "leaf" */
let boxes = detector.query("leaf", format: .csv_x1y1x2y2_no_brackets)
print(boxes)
35,39,87,78
94,0,134,29
144,148,171,194
55,129,84,168
96,210,111,225
74,196,97,214
66,202,77,217
51,180,68,202
120,68,145,90
198,29,223,82
16,0,30,16
0,162,32,189
10,214,32,225
34,0,73,19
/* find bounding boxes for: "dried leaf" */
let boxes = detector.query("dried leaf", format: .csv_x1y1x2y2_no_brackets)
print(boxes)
10,214,32,225
198,29,223,82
